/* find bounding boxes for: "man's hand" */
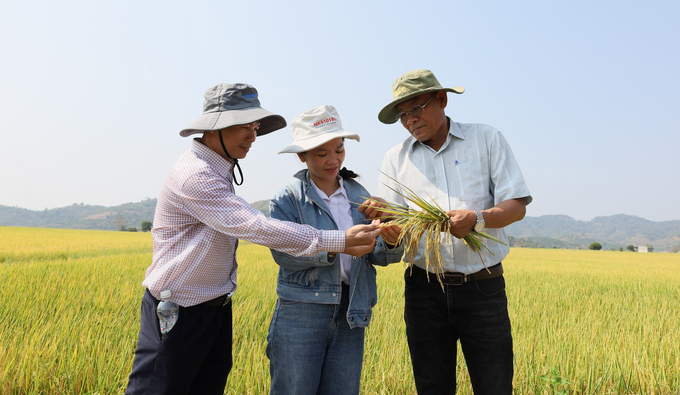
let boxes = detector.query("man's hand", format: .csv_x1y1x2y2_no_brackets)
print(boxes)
343,220,381,256
446,209,476,239
359,197,390,220
380,223,402,246
446,198,527,238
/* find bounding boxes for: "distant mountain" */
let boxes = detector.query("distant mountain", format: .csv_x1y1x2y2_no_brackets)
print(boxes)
0,198,270,232
250,199,270,217
505,214,680,252
0,199,157,231
2,200,679,252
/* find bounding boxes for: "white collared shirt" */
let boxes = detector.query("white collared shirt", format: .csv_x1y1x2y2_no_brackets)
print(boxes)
377,119,532,274
311,177,353,284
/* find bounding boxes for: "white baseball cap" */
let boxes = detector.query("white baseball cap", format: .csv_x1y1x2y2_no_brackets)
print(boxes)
278,105,360,154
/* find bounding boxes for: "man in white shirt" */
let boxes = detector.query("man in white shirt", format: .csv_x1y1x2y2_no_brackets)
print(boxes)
366,69,532,395
125,83,381,395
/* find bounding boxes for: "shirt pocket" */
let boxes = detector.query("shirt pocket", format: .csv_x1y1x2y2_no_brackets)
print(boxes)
455,158,490,207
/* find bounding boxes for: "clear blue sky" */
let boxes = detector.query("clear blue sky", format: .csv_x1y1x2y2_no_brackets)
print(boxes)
1,0,678,221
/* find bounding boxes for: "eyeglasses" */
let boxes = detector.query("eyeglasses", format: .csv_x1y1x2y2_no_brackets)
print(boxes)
397,94,436,123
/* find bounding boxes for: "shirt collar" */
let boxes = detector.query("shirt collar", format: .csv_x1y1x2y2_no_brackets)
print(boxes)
407,117,465,153
191,138,234,182
448,118,465,140
310,176,348,201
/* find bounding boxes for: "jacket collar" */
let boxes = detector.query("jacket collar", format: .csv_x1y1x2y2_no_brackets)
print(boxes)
293,169,360,206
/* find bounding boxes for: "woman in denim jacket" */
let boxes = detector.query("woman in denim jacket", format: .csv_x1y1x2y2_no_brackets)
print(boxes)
267,105,403,395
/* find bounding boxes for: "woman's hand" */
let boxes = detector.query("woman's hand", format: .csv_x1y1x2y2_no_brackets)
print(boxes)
359,196,390,220
380,222,402,246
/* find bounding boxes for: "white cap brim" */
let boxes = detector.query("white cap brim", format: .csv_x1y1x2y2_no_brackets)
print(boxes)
278,131,360,154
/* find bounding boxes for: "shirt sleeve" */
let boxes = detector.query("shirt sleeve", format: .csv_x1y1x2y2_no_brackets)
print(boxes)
489,130,533,206
179,171,345,256
376,149,408,207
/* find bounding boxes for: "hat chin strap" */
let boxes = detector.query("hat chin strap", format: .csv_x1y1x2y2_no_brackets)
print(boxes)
218,130,244,186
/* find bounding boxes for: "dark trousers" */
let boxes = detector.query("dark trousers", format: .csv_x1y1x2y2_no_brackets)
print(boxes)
404,267,513,395
125,289,233,395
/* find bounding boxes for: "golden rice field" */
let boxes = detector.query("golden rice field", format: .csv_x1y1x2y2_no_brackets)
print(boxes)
1,225,679,394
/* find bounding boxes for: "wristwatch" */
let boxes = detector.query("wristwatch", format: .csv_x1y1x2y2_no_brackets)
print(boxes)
474,210,485,232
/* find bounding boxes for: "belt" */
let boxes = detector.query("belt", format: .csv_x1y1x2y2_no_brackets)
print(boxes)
412,263,503,285
201,293,233,307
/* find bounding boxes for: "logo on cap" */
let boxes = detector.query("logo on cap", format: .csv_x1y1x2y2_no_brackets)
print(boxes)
313,117,338,128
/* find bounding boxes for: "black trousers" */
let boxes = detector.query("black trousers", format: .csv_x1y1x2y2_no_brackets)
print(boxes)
404,267,513,395
125,289,233,395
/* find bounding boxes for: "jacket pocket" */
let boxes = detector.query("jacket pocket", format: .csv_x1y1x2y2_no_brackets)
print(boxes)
283,268,319,287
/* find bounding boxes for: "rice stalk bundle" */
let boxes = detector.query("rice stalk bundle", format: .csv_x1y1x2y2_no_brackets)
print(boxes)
363,173,508,286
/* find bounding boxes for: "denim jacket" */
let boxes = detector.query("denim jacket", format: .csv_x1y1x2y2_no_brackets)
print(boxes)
269,170,403,329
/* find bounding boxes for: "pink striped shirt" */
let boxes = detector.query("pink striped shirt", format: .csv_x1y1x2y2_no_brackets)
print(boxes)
143,139,345,307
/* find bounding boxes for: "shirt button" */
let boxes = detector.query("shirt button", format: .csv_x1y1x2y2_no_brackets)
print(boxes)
315,292,319,296
363,318,367,321
353,257,357,260
332,293,337,297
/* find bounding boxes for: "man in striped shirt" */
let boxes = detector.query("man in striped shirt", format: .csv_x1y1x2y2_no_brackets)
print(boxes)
125,83,381,395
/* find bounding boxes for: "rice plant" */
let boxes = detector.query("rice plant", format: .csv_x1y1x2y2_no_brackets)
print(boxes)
2,226,680,394
363,173,507,285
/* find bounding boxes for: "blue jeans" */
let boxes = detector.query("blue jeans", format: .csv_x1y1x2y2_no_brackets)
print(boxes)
404,266,513,395
267,284,365,395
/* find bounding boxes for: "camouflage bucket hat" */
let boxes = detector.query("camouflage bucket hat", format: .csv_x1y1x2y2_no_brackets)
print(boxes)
378,69,464,124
